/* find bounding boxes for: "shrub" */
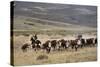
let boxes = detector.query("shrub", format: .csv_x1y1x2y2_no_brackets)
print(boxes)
36,54,48,60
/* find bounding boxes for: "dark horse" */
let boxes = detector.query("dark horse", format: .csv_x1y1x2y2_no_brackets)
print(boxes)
30,35,41,51
31,40,41,51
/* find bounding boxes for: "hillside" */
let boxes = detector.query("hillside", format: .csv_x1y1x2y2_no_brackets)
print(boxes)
13,16,96,31
13,1,97,27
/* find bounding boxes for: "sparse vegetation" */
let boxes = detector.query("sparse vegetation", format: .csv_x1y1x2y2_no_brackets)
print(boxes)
12,33,97,66
36,55,48,60
14,46,97,66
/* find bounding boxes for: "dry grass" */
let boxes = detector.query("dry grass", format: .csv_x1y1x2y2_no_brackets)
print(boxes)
13,47,97,66
12,34,97,66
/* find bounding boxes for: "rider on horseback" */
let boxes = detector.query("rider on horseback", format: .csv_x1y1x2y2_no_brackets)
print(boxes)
30,33,38,44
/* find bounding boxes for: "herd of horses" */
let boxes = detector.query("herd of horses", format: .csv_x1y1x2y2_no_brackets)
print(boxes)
21,36,97,53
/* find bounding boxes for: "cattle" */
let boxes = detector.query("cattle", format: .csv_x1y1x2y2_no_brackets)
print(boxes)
42,40,51,53
76,38,86,48
51,40,57,51
80,38,86,47
57,39,71,51
65,40,70,50
70,40,78,51
94,38,97,45
21,43,30,52
56,40,62,51
86,38,95,47
92,38,97,46
59,39,67,49
57,39,65,51
21,35,97,53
